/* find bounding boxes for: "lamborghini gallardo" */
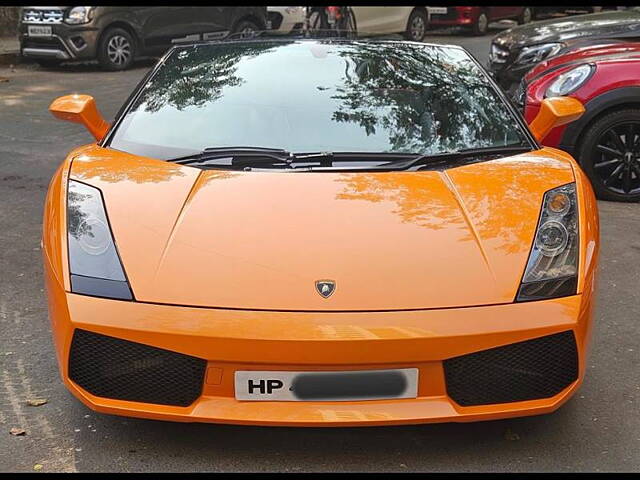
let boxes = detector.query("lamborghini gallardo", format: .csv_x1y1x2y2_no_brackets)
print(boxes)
43,38,599,426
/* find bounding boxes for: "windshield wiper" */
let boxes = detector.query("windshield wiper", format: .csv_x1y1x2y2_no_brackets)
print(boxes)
166,145,531,171
358,145,533,171
167,148,412,169
169,146,293,167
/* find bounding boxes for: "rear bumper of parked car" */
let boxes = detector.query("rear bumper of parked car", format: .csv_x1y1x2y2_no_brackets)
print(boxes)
45,261,595,426
429,7,478,27
19,24,99,61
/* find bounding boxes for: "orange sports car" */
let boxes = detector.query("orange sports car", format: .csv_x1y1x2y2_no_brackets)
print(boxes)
43,38,599,426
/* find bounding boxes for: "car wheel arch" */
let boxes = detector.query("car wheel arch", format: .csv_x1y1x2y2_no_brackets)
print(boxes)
231,14,267,34
559,86,640,157
98,21,141,53
409,7,429,21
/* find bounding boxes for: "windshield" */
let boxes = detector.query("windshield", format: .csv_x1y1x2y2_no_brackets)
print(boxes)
108,40,531,160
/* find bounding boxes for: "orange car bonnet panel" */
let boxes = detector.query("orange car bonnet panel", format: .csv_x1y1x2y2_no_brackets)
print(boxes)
68,146,576,311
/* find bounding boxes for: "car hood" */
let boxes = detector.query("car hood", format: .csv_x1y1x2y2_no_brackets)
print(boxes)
524,41,640,82
493,9,640,49
69,147,575,311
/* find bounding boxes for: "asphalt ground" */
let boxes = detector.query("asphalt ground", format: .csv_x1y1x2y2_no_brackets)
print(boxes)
0,26,639,473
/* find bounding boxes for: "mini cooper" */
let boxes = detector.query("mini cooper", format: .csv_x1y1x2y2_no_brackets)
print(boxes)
43,39,599,426
516,41,640,202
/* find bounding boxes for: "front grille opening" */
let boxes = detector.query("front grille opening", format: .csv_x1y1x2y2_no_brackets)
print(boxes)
68,329,206,407
443,331,579,406
23,37,65,49
23,8,64,23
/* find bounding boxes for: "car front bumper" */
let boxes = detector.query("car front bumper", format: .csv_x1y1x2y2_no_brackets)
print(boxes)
45,269,594,426
19,24,99,61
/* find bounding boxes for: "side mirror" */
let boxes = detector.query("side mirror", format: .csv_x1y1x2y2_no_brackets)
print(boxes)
528,96,585,142
49,94,110,142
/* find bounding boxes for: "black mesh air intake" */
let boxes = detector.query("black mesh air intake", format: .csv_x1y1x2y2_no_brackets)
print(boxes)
443,331,578,406
69,329,206,407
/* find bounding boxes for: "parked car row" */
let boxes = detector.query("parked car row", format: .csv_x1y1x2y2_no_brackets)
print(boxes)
19,5,618,71
17,5,544,68
18,6,640,201
266,6,618,39
268,7,431,42
18,6,269,70
489,7,640,201
267,6,532,38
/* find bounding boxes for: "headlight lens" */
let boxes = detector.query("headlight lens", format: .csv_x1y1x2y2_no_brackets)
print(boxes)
515,43,564,65
67,180,133,300
65,6,93,25
517,183,579,302
545,64,595,98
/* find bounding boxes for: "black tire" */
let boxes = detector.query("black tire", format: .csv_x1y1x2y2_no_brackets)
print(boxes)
404,9,428,42
577,109,640,202
231,19,261,39
471,11,489,36
518,7,533,25
97,27,135,71
36,59,61,69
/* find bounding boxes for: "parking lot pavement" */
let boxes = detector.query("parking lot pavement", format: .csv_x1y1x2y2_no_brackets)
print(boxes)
1,31,639,473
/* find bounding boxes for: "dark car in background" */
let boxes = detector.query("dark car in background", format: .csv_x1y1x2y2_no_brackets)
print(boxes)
19,6,268,70
489,7,640,93
428,6,533,36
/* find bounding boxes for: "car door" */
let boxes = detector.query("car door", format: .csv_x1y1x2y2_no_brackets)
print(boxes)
178,7,233,42
351,7,410,35
488,7,521,21
134,7,189,49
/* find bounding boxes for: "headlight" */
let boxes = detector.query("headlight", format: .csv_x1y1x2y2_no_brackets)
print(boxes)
67,180,133,300
65,6,94,25
515,43,564,65
517,183,578,302
545,64,595,98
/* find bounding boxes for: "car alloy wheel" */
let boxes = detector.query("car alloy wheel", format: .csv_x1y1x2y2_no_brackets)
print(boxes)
239,26,257,39
579,108,640,201
230,20,261,39
404,9,428,42
106,35,131,67
410,15,426,42
593,122,640,197
520,8,532,24
473,12,488,36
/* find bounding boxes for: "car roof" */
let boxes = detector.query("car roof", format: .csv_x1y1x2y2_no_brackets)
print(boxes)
168,35,465,55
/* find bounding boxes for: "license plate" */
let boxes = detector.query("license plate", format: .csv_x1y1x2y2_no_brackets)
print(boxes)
27,25,52,37
427,7,448,15
235,368,418,401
